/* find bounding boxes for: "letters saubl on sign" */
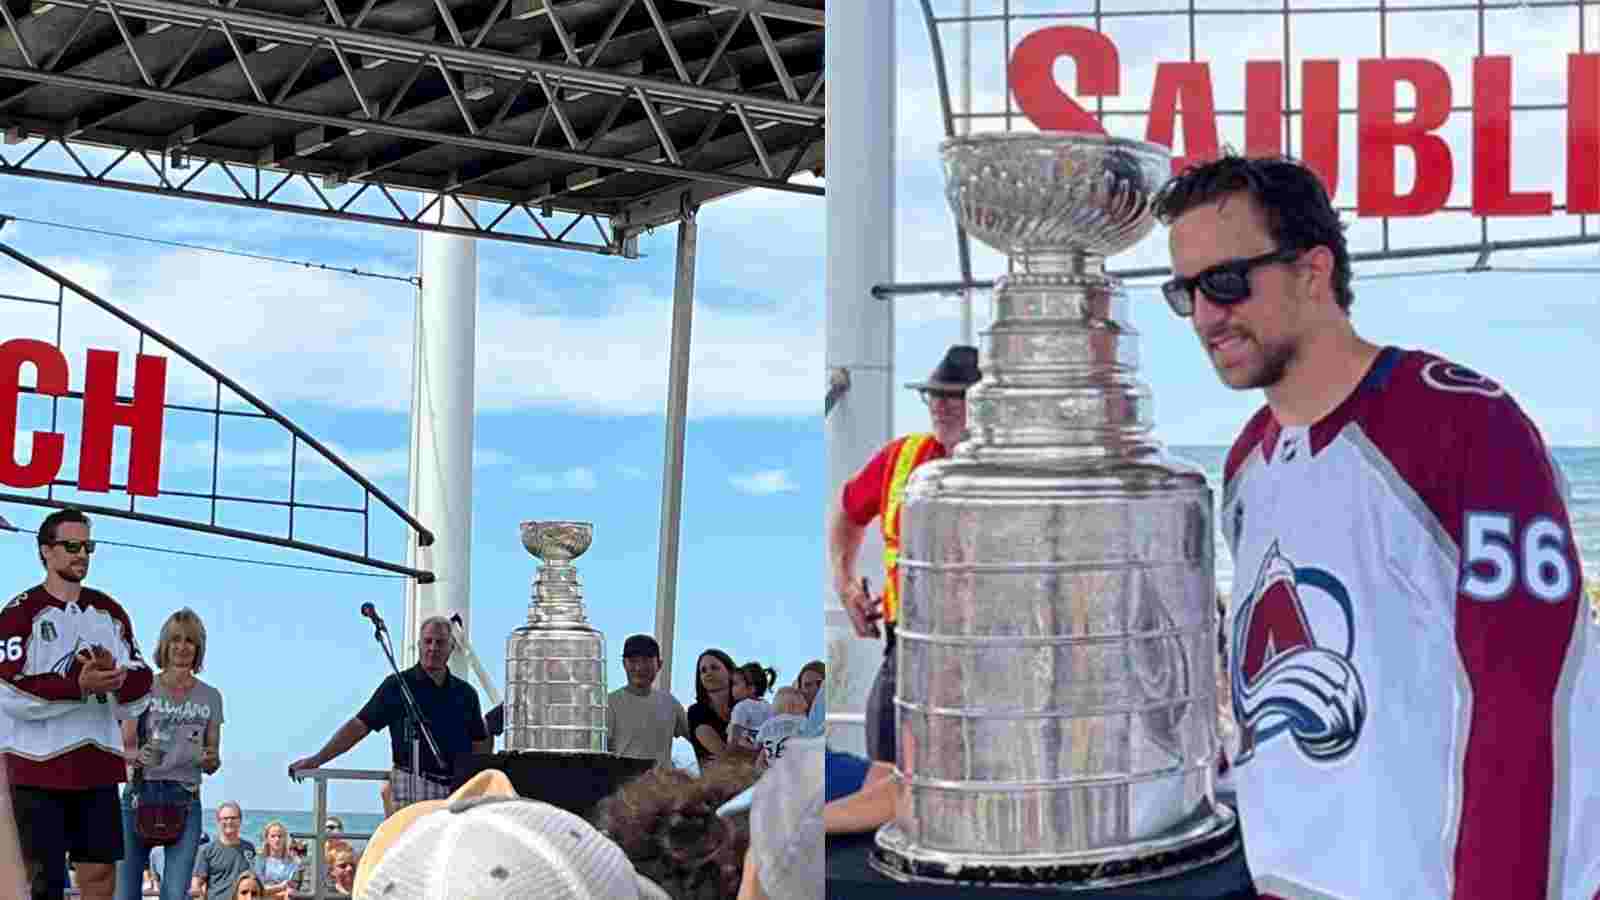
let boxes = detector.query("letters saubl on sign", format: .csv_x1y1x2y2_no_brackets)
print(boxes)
0,338,168,496
1008,27,1600,217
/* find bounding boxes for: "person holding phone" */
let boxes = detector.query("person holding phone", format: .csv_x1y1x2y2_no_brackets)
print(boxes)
114,608,222,900
826,346,980,766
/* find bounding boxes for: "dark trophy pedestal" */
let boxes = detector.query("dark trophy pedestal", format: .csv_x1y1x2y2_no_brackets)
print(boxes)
825,834,1258,899
452,751,655,818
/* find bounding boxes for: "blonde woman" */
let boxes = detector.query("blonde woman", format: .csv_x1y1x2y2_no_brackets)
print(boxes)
252,821,299,899
114,609,223,900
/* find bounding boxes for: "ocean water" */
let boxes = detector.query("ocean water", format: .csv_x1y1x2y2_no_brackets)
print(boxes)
1171,445,1600,599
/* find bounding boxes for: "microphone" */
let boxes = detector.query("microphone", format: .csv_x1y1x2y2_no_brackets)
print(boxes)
360,603,387,632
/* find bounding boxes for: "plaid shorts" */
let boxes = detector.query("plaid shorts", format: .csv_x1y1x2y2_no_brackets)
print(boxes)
389,767,454,808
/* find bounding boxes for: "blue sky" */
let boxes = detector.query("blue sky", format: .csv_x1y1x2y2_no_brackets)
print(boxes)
0,160,823,814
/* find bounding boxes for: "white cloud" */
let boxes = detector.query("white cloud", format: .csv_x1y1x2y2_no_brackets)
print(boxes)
0,229,819,421
729,469,798,496
517,467,599,493
146,440,513,483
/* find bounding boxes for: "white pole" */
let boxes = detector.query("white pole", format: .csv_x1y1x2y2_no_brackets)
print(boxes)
654,206,699,695
824,0,895,755
404,195,478,677
960,0,974,345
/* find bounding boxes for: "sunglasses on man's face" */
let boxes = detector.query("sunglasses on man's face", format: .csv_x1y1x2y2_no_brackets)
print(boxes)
45,540,96,555
919,389,965,406
1161,247,1303,318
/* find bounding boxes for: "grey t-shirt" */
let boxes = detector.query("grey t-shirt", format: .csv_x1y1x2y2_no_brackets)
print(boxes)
606,687,688,767
194,839,256,900
143,677,224,786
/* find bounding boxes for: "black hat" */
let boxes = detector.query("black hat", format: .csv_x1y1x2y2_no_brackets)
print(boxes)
904,345,981,392
622,634,660,658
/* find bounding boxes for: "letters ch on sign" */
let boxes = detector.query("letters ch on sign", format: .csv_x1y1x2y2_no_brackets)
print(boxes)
0,338,168,497
1007,27,1600,217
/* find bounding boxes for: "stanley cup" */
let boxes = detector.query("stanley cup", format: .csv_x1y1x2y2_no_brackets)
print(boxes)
504,521,607,753
871,133,1239,888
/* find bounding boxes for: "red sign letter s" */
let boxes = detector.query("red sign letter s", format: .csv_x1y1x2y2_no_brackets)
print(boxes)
1008,26,1119,133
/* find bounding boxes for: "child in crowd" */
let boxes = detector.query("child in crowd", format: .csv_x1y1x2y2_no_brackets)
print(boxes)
728,663,777,752
755,687,811,770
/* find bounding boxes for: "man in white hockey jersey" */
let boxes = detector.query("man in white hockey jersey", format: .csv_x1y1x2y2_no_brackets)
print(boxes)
1156,153,1598,900
0,508,152,900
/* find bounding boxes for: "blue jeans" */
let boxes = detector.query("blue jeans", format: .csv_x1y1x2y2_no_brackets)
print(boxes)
115,782,202,900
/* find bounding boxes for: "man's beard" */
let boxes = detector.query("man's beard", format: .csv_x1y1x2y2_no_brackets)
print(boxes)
1216,332,1296,390
56,565,86,583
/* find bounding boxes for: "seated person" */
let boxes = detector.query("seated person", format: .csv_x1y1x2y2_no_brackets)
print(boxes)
728,664,777,753
823,759,897,835
753,688,809,770
353,770,669,899
592,759,760,899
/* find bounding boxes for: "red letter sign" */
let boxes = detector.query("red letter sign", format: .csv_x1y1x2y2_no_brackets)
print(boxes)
1358,59,1454,216
1244,61,1283,157
1473,56,1551,215
79,349,166,496
1302,61,1342,201
0,340,68,489
1008,26,1118,133
1570,53,1600,214
1147,62,1220,174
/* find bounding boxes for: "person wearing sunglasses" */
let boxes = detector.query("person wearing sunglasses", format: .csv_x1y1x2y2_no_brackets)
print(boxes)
1156,153,1597,900
0,508,153,900
828,344,980,767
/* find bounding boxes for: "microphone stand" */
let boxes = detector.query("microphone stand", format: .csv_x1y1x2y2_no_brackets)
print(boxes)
369,619,444,789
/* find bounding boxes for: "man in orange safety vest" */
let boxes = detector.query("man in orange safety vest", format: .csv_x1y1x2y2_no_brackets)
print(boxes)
827,345,980,764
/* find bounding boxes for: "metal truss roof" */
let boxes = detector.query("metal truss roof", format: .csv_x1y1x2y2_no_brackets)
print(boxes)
0,0,825,254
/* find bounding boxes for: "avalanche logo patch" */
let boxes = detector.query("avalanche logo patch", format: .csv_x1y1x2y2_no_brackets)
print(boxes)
1420,360,1504,398
1231,540,1368,766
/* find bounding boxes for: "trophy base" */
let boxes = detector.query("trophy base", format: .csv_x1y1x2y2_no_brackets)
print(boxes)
869,803,1239,891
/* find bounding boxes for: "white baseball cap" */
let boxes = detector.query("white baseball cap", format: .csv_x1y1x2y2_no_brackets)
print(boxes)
355,770,668,900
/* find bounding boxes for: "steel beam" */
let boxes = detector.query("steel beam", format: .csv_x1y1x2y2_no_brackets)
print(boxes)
611,136,820,235
0,62,825,196
673,0,823,27
57,0,823,123
872,234,1600,298
653,201,697,694
0,146,622,251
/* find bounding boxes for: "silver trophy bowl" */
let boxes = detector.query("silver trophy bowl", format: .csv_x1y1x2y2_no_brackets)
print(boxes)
943,132,1169,261
871,133,1238,889
521,520,593,563
505,520,607,753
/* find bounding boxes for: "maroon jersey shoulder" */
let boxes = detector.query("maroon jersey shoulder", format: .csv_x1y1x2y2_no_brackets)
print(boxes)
1334,349,1562,547
1224,405,1276,484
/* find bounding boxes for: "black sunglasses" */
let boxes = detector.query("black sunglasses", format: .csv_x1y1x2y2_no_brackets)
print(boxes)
44,539,96,555
1162,247,1303,318
919,388,965,405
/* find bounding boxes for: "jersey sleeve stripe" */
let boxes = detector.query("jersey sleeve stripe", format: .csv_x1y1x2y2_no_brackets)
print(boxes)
1545,607,1589,899
1346,426,1459,568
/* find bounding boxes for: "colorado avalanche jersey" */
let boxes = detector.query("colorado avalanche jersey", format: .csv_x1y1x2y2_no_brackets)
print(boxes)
0,584,152,789
1220,348,1597,900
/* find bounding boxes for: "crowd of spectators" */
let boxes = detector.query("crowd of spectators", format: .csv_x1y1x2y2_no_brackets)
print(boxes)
0,508,824,900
